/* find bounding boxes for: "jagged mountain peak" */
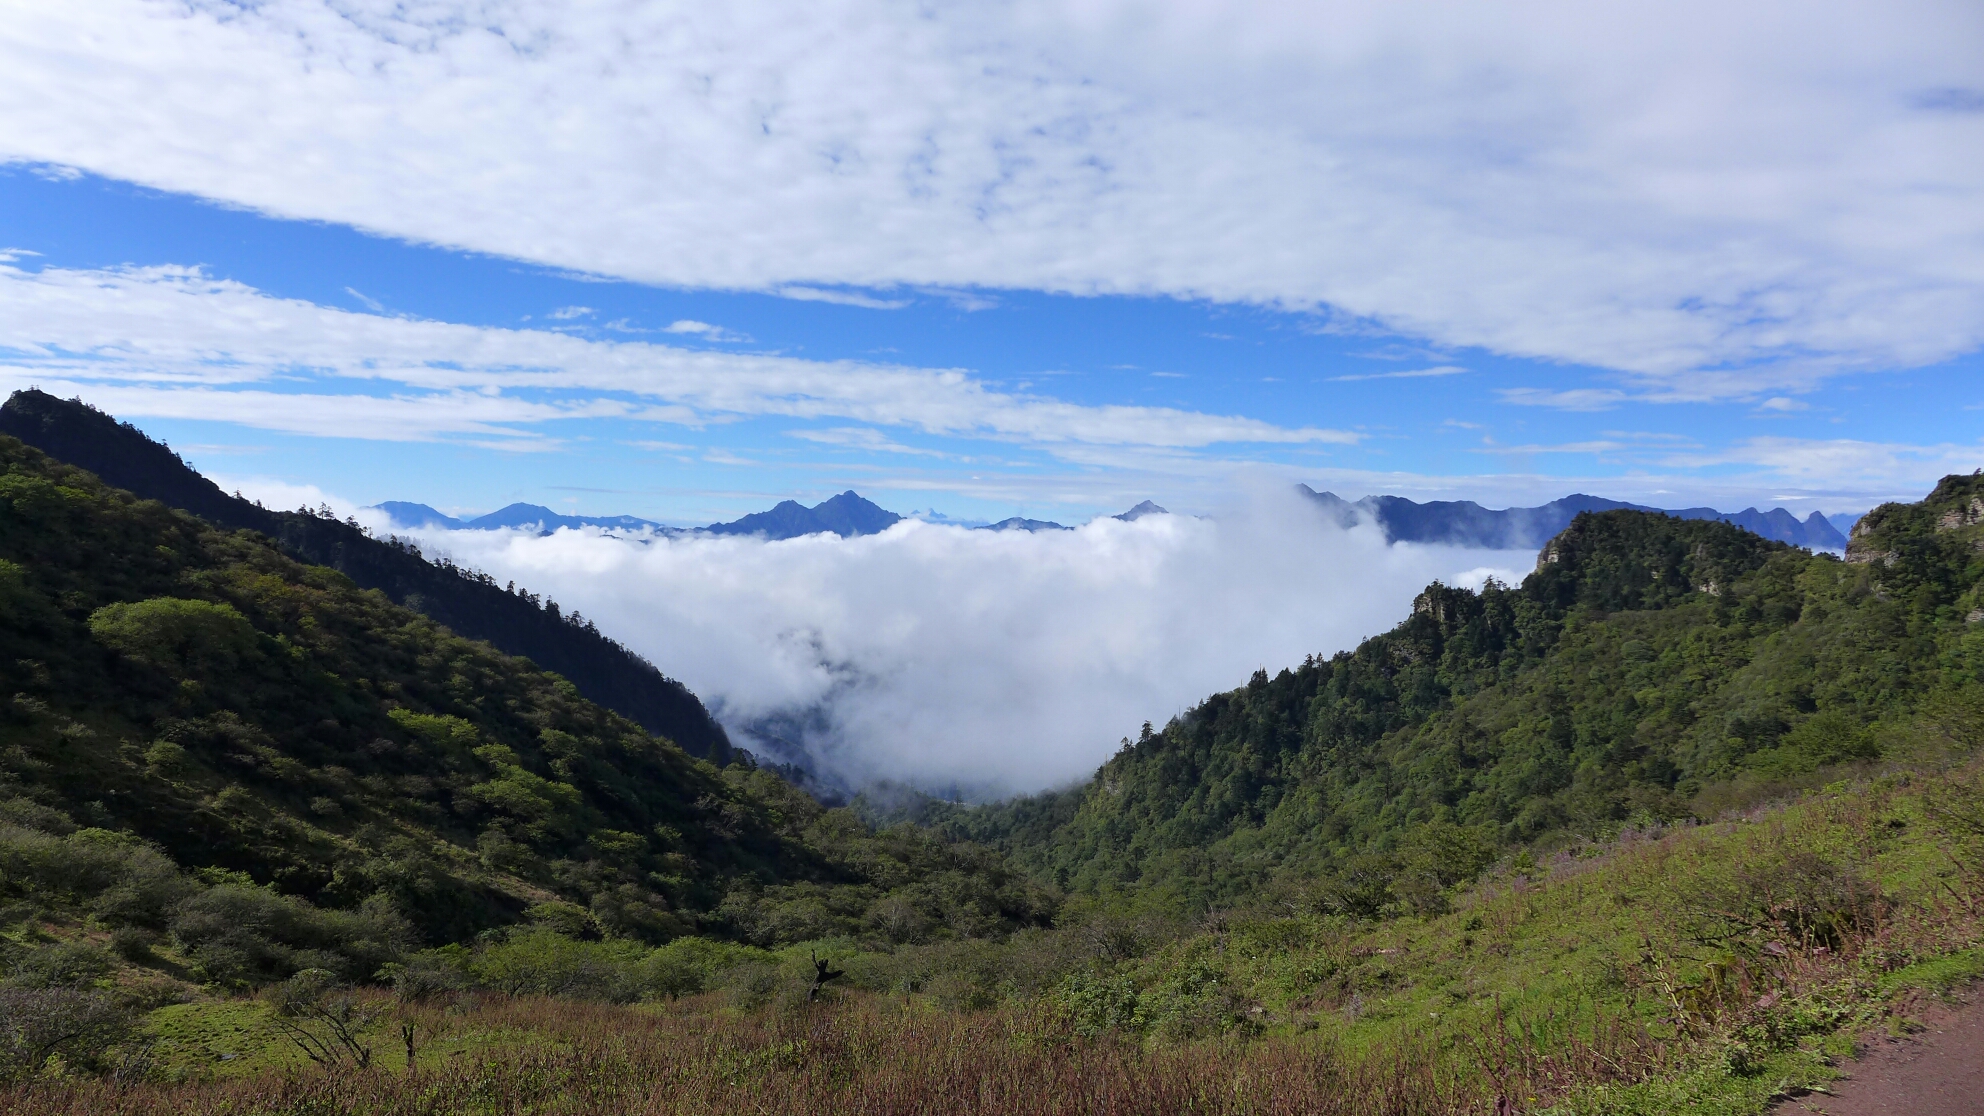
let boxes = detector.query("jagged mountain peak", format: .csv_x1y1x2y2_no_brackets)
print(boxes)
704,490,902,539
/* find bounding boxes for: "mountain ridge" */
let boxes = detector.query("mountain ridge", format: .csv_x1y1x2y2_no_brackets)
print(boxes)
383,487,1854,551
0,432,1052,955
1301,485,1850,550
918,476,1982,907
0,390,734,761
702,490,902,539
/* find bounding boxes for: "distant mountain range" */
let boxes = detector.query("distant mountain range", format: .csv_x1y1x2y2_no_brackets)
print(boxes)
977,500,1167,533
379,486,1853,551
375,501,664,533
1302,487,1852,550
374,493,903,539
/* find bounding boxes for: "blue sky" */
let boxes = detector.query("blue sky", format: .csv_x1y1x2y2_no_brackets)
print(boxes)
1,1,1981,527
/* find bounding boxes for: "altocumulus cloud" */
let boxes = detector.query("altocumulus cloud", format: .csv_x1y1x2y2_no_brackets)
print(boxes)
0,263,1355,452
377,487,1530,793
2,1,1980,387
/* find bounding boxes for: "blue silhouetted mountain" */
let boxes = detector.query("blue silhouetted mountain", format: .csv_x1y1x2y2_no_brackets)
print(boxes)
704,491,902,539
464,503,662,533
1300,486,1849,550
1114,500,1168,521
978,517,1071,532
371,501,662,534
0,390,733,760
374,501,466,529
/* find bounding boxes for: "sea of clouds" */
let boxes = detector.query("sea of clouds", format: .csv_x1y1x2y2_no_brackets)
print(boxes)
353,486,1529,796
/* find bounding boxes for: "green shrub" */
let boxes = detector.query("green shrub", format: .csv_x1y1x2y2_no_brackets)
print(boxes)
719,960,788,1010
1056,970,1144,1036
0,827,189,927
170,887,410,988
641,936,767,999
87,597,259,672
467,928,651,1002
3,943,114,990
380,945,472,1002
0,988,132,1083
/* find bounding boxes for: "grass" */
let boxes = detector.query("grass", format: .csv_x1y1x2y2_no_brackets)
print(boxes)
9,766,1984,1113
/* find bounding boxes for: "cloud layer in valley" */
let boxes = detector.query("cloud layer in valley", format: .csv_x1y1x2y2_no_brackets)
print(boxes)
366,489,1530,793
3,1,1980,390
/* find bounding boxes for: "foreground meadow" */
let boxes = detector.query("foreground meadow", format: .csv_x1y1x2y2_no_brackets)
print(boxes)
11,762,1984,1116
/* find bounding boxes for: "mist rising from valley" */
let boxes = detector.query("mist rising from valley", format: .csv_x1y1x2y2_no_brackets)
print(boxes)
364,485,1530,796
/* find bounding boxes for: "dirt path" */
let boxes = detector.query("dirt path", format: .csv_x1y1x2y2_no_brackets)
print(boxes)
1779,996,1984,1116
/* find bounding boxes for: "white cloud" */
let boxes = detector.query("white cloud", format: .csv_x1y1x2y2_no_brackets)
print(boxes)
662,319,750,342
1478,440,1634,456
0,1,1975,387
1662,436,1984,488
1330,365,1467,382
773,287,912,310
213,475,368,519
548,306,593,320
788,427,951,457
0,262,1357,452
1498,387,1633,411
401,485,1531,791
916,287,1000,312
343,287,385,312
1449,565,1528,593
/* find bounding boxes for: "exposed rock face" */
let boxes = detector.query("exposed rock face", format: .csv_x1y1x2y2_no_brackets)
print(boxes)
1844,515,1894,565
1939,497,1984,531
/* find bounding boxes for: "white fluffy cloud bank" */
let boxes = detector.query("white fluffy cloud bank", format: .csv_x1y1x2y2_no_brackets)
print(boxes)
382,490,1529,792
4,1,1980,386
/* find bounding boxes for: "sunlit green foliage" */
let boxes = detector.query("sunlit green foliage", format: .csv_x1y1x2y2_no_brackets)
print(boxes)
937,477,1984,914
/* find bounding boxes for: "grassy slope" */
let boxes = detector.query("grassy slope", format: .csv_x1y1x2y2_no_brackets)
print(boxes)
15,759,1984,1114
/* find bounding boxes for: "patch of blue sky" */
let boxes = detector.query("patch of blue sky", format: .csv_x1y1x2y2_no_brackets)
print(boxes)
2,167,1979,524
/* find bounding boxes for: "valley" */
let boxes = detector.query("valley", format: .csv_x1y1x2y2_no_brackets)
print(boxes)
3,394,1983,1112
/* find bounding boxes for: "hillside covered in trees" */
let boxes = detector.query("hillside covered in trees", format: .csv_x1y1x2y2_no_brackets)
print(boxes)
0,434,1051,974
0,390,733,761
927,476,1984,912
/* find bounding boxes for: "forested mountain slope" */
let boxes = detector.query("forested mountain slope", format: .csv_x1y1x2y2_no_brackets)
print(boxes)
939,478,1984,910
0,436,1049,969
0,390,732,760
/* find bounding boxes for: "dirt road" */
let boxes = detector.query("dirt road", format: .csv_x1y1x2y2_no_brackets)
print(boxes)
1780,997,1984,1116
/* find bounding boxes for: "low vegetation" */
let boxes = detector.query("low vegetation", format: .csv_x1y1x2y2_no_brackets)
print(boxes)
8,756,1984,1113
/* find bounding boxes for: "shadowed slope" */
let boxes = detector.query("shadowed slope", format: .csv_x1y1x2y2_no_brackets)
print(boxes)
0,390,732,761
